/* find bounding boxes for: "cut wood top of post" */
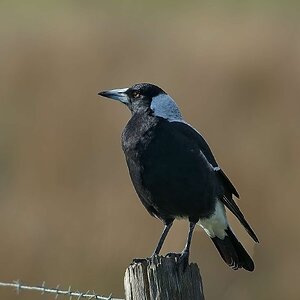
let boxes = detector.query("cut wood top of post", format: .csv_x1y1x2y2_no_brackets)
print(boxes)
124,255,205,300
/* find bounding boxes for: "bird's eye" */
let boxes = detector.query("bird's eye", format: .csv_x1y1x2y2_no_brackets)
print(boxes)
132,91,140,99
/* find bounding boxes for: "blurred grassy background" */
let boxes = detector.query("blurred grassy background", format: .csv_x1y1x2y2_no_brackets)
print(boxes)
0,1,300,299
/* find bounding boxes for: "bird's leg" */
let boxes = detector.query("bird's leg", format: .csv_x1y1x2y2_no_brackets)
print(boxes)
178,221,196,268
152,220,174,256
133,219,174,263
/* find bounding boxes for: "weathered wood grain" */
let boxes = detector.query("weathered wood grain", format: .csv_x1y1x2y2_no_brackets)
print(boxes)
124,255,204,300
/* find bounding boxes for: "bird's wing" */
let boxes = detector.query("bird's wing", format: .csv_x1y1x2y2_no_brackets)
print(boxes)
170,121,238,195
171,121,258,242
170,121,219,168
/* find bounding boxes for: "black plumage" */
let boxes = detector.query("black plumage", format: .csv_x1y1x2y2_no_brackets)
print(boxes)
99,83,258,271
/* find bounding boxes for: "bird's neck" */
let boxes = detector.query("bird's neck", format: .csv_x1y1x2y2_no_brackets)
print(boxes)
130,105,150,116
122,111,159,152
150,94,183,122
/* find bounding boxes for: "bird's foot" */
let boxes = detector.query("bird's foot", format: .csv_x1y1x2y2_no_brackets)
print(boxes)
132,258,148,264
133,254,160,264
166,252,181,259
177,250,189,271
166,251,189,271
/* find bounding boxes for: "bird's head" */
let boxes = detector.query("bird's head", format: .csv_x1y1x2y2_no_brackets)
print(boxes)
98,83,182,121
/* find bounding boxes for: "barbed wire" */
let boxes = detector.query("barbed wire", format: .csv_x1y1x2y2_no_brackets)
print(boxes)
0,280,124,300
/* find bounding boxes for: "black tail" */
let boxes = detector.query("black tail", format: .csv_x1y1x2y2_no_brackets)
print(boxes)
211,227,255,271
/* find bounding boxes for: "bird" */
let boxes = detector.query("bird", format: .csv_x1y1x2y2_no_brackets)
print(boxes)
98,82,258,271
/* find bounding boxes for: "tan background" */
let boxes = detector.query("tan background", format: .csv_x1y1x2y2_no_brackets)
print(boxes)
0,1,299,299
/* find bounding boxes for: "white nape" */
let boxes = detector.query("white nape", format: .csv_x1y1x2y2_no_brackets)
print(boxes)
197,200,228,239
151,94,183,122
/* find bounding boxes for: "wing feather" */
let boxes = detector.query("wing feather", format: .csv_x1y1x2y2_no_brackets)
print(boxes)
222,195,259,242
171,121,258,242
171,122,238,196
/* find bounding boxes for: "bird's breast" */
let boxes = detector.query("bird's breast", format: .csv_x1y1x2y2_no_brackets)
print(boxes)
121,113,159,153
121,117,217,219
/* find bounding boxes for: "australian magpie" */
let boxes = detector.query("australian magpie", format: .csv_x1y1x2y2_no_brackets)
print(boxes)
98,83,258,271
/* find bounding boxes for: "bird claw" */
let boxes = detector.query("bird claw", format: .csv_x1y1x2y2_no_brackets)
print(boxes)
166,252,181,259
177,251,189,270
132,258,148,264
165,251,189,271
132,252,189,272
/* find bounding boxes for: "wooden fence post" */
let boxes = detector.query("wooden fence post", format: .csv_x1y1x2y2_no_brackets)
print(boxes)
124,255,205,300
